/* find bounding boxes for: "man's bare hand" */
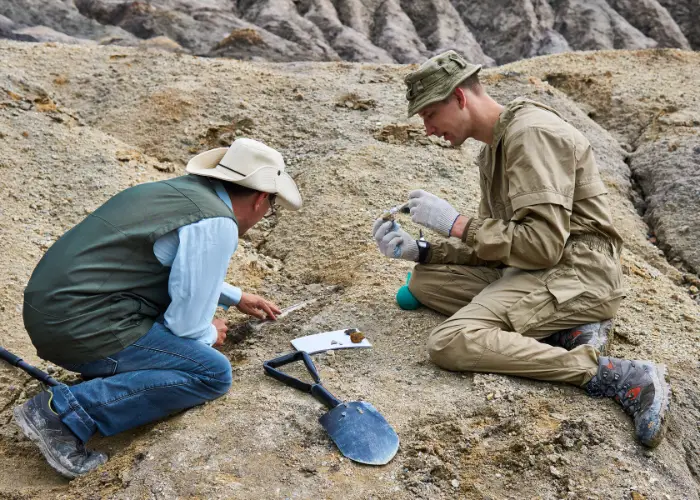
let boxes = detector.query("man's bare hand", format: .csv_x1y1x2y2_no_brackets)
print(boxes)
236,293,282,321
212,318,228,347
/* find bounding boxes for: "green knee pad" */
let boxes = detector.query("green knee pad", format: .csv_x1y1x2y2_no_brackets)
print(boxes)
396,272,421,310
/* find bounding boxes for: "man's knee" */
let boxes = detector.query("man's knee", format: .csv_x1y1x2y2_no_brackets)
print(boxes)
407,264,429,298
408,264,453,313
426,321,483,372
202,349,233,398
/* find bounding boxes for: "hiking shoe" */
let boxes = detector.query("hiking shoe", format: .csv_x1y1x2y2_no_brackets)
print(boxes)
585,356,671,448
544,319,614,354
13,390,108,478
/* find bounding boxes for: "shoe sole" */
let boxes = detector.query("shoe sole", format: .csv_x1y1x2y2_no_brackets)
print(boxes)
13,405,79,479
641,363,671,449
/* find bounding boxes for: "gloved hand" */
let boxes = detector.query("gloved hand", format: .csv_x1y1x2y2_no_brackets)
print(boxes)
372,219,419,261
407,189,460,236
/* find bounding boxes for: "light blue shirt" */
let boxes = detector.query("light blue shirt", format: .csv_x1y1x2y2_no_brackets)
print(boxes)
152,179,242,346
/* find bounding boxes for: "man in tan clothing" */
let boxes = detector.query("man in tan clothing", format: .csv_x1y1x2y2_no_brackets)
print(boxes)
372,50,670,448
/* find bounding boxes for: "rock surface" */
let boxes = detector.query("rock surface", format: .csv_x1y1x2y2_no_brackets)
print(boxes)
0,40,699,499
0,0,699,64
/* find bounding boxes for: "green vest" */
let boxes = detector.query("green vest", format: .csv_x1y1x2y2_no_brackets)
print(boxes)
23,175,237,364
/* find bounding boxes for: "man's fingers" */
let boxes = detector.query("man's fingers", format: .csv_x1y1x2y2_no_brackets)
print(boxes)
249,307,266,320
380,231,402,255
260,302,277,320
373,220,394,242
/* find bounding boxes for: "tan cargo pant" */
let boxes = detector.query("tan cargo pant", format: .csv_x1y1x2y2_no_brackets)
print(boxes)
409,235,624,387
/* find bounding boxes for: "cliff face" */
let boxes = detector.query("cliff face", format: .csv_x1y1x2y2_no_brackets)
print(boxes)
0,0,697,65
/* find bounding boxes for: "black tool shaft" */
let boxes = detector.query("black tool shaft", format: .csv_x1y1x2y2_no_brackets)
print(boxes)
310,383,342,410
0,347,60,387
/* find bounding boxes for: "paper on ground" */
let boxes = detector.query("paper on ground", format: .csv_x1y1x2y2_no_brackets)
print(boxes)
291,329,372,354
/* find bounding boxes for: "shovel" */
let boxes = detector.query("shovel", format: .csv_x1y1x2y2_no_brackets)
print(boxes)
263,351,399,465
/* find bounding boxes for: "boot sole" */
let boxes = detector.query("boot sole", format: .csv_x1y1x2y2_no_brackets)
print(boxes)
641,363,671,448
13,405,79,479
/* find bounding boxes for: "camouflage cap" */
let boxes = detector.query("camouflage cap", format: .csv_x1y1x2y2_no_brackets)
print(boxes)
404,50,482,117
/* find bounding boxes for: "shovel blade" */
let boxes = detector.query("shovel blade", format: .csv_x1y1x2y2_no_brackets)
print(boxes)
319,401,399,465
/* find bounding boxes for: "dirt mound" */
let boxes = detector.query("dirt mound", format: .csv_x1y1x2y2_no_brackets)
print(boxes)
0,41,698,498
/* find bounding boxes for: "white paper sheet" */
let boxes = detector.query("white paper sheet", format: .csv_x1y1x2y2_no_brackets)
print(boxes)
290,329,372,354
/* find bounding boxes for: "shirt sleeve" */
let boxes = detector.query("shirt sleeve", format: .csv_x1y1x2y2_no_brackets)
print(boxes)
218,282,242,310
464,204,571,270
163,217,238,345
505,127,576,211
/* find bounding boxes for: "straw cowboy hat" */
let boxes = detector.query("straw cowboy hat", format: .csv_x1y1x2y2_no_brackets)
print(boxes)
186,138,302,210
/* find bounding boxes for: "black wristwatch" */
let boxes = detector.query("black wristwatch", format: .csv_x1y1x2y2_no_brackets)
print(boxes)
416,240,431,264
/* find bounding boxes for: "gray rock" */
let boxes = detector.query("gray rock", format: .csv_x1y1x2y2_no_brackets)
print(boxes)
399,0,495,66
657,0,700,50
450,0,572,65
0,0,136,42
299,0,394,63
0,0,696,62
239,0,337,60
633,136,700,274
12,25,96,44
606,0,690,49
370,0,425,64
551,0,657,51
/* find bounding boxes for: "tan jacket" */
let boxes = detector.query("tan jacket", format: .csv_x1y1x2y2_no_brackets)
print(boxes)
429,98,623,269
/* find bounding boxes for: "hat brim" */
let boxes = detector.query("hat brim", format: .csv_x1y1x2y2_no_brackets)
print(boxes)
186,147,303,211
407,65,481,117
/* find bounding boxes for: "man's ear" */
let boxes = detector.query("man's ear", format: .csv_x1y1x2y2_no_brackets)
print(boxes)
253,192,268,211
454,87,468,109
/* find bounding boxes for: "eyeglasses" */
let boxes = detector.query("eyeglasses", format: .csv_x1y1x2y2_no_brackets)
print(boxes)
264,194,277,218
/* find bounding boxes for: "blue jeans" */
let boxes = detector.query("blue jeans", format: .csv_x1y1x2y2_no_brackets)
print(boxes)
49,321,232,443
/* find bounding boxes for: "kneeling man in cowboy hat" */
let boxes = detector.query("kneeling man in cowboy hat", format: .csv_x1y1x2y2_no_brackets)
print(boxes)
15,138,301,478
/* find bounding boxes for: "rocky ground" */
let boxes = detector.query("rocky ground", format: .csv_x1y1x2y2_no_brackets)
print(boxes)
1,0,699,66
0,41,698,499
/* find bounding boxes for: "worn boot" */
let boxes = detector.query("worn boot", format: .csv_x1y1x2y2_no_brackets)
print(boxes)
544,319,614,354
13,390,108,478
585,356,671,448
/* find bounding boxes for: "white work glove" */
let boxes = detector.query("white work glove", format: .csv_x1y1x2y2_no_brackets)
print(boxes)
372,219,419,262
407,189,460,237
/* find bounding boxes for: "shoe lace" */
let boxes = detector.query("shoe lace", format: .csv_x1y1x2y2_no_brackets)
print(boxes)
588,361,644,417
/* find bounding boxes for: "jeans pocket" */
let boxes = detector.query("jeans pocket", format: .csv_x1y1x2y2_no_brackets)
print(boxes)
60,357,119,379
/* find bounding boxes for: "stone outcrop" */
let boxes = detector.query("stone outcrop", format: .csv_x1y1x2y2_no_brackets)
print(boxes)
1,0,698,65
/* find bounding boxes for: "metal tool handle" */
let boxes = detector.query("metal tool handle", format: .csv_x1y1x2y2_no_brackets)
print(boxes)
0,347,60,387
264,351,319,392
263,351,342,409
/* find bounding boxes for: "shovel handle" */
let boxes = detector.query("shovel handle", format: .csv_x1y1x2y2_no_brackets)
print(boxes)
263,351,320,393
264,351,343,410
0,347,60,387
